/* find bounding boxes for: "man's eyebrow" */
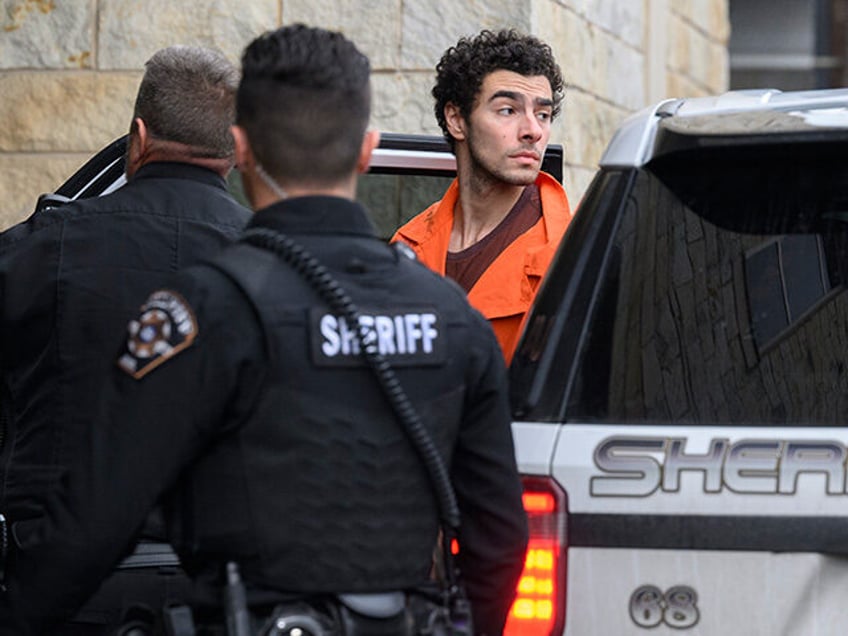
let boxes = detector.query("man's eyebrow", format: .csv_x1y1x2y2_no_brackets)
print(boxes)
488,90,554,108
489,90,521,102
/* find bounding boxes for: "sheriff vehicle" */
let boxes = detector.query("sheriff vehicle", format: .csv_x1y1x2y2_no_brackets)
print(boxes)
34,87,848,635
508,88,848,636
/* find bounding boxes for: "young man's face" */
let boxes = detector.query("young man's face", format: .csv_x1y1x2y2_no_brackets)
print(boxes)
459,69,554,186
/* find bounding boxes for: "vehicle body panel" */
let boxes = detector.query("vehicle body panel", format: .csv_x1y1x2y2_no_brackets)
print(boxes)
515,421,848,635
554,424,848,518
512,421,561,476
565,548,848,636
509,89,848,635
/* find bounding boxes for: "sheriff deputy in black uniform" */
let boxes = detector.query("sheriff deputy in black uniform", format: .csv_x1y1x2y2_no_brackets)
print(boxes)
0,45,250,633
0,25,529,635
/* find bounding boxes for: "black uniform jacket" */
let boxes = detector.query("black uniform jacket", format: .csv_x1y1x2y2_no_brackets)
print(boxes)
0,196,528,635
0,162,250,524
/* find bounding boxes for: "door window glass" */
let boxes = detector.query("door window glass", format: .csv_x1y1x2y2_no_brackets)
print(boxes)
566,154,848,426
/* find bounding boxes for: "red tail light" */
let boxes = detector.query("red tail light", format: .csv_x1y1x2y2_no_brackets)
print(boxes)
504,476,567,636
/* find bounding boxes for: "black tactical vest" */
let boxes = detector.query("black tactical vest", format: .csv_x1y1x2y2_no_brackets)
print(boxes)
171,239,466,595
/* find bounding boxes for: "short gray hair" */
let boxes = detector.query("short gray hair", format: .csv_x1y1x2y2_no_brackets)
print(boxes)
133,45,239,158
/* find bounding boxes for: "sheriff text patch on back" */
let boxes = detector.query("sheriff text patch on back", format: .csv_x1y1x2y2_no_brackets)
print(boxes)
118,290,198,379
310,307,446,367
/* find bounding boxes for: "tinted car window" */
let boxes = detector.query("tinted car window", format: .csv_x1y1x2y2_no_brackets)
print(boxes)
357,173,453,240
227,170,453,241
565,144,848,426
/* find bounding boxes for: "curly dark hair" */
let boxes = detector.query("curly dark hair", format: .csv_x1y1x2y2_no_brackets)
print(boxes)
237,24,371,184
433,29,564,151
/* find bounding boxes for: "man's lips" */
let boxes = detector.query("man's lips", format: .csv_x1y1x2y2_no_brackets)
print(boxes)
510,151,541,163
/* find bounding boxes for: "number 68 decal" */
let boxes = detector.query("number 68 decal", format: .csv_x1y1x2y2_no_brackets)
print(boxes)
629,585,699,629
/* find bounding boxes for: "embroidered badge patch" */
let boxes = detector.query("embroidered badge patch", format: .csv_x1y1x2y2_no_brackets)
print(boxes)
117,290,198,379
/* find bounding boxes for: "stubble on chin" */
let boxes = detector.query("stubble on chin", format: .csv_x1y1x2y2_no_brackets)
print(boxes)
466,144,539,188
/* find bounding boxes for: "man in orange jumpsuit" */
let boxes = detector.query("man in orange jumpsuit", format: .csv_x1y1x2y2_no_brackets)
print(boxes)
392,29,572,364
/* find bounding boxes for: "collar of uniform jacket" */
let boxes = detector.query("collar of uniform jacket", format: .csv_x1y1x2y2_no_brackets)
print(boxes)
132,161,230,191
249,196,378,237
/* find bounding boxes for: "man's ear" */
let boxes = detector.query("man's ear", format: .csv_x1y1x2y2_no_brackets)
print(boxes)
231,125,255,171
356,129,381,174
231,124,263,208
444,103,467,142
125,117,148,178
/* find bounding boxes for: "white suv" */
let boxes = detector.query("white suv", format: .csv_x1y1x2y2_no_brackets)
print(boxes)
509,88,848,636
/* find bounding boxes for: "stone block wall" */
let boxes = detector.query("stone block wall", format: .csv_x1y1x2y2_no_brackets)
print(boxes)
0,0,729,229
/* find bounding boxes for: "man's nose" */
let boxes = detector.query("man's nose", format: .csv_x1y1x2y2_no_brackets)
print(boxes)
519,110,544,142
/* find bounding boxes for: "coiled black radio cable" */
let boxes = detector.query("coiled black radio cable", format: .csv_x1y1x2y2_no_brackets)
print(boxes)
241,228,461,535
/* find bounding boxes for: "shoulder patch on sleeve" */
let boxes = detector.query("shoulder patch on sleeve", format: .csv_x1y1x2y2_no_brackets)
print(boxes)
118,290,198,379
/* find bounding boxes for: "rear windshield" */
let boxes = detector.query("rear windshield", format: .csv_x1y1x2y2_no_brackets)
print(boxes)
566,140,848,426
